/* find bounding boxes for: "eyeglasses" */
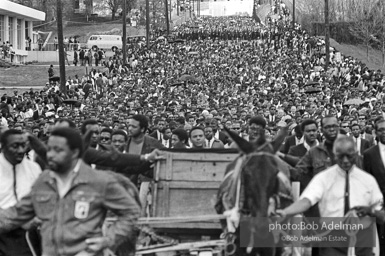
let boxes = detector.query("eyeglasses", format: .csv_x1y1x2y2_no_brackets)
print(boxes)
233,127,241,130
100,137,110,141
341,126,348,128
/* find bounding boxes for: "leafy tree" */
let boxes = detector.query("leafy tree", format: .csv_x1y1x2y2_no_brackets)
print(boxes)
348,0,381,61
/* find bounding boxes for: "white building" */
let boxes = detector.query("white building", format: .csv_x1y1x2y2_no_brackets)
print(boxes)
0,0,45,62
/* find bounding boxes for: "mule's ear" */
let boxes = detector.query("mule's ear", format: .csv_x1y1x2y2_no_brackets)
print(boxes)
223,126,254,154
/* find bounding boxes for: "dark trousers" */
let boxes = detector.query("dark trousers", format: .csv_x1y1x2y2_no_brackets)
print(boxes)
0,228,33,256
378,223,385,256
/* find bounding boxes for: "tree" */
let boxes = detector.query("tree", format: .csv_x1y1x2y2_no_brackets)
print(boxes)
107,0,121,20
373,0,385,66
348,0,381,61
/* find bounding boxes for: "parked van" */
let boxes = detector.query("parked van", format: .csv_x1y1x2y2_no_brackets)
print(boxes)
86,35,122,51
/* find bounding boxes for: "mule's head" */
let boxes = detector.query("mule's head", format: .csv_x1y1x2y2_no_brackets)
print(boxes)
224,127,279,235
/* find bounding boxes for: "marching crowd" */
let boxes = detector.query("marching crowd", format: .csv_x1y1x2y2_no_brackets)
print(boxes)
1,1,385,255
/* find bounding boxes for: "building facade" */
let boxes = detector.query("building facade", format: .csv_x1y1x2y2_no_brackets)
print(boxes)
0,0,45,62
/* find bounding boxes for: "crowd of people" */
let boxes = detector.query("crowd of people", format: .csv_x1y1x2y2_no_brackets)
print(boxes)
1,1,385,255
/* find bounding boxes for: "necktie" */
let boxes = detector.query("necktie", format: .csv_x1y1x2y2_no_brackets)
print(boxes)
344,170,349,215
13,165,18,201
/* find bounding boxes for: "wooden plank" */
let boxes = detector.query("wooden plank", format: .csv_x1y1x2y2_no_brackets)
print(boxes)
152,182,158,217
166,152,237,161
167,181,220,189
155,182,219,218
165,153,173,181
136,239,225,254
155,161,161,182
147,222,221,230
157,152,237,181
157,161,231,182
163,182,170,217
292,182,300,201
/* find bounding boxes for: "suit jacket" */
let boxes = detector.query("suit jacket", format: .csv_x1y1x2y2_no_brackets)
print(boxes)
216,131,228,144
355,137,370,155
362,133,375,147
363,145,385,195
284,143,308,167
32,110,45,120
122,135,165,183
280,135,297,154
149,130,162,141
205,138,224,149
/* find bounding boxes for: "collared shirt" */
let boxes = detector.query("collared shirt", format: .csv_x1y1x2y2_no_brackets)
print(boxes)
206,138,214,148
303,139,319,151
161,138,170,148
0,153,41,209
50,160,81,198
0,160,140,256
353,137,362,155
379,142,385,166
156,130,163,141
295,136,304,146
300,164,383,218
214,130,220,140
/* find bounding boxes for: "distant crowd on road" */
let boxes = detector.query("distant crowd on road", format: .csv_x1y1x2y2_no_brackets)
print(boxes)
1,0,385,255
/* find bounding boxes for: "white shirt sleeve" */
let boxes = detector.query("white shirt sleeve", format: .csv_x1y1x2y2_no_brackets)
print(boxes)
369,177,384,211
299,173,326,206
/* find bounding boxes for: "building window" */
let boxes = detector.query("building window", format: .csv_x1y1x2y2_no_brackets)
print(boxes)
0,15,4,42
8,17,13,45
17,19,22,49
25,21,29,39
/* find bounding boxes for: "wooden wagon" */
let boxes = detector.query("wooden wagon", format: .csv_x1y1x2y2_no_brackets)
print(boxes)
136,149,238,255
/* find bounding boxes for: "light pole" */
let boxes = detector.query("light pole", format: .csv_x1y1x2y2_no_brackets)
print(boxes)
165,0,170,34
146,0,150,47
56,0,66,94
122,0,127,65
292,0,295,29
325,0,330,70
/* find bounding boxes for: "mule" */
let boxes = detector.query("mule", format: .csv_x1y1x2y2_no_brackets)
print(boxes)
215,127,292,256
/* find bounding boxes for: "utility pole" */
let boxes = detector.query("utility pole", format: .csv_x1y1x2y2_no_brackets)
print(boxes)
325,0,330,70
292,0,295,29
165,0,170,34
56,0,66,94
122,0,127,65
177,0,179,16
146,0,150,47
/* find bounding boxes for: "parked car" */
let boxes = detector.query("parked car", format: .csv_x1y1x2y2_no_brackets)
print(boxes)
86,35,122,51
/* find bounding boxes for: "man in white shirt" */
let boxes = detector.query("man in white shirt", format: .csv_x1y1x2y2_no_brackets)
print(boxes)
278,135,384,256
350,123,370,156
0,129,42,256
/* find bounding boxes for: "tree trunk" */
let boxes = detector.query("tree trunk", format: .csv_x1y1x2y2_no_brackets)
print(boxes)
325,0,330,71
112,11,116,20
382,39,385,67
57,0,66,94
